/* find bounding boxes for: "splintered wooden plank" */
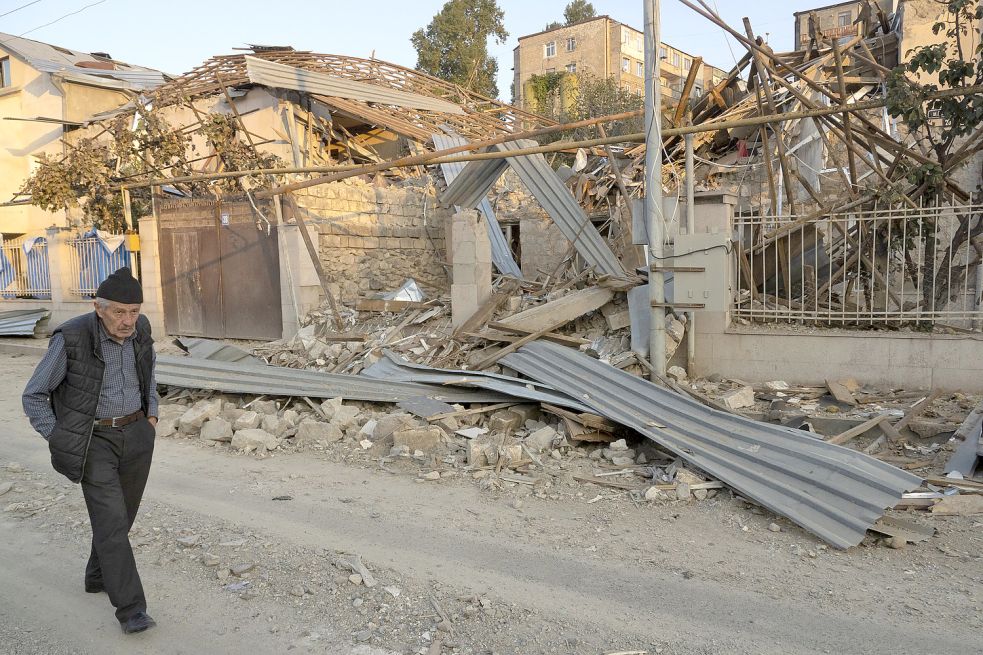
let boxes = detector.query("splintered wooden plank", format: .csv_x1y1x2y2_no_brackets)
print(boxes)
496,287,614,333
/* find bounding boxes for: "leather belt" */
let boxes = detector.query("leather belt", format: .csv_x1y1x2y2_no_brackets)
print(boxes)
94,410,145,428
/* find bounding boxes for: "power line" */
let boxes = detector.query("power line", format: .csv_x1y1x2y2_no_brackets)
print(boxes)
18,0,107,37
0,0,43,20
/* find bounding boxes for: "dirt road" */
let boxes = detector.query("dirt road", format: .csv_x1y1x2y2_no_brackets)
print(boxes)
1,350,980,654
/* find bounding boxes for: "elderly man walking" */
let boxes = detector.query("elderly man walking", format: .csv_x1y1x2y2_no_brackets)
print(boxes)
22,267,159,634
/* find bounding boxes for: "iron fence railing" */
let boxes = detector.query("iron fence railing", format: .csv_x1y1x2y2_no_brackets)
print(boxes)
732,202,983,331
0,236,51,299
68,235,134,297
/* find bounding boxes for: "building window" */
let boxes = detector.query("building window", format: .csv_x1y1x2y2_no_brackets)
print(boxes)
566,37,576,52
622,28,630,43
671,52,681,67
637,61,644,77
622,57,630,72
545,41,556,58
694,85,703,96
838,11,851,27
684,57,692,70
0,58,10,88
566,63,576,73
659,46,667,60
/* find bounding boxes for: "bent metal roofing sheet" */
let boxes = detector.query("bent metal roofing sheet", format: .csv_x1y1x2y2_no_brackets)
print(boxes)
501,341,922,549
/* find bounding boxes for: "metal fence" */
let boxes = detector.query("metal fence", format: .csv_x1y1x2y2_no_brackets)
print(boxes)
732,202,983,331
0,236,51,299
68,235,134,297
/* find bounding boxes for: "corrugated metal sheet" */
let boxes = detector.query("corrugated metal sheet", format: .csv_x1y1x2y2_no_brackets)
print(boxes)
156,355,509,404
437,154,507,209
174,337,264,366
0,32,166,90
501,341,922,549
245,56,464,115
496,140,624,278
432,134,522,278
361,351,593,413
0,309,49,336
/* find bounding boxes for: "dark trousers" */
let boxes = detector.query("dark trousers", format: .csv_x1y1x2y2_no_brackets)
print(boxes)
80,417,155,622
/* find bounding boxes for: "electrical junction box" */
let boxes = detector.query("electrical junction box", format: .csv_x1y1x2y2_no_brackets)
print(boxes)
664,233,733,312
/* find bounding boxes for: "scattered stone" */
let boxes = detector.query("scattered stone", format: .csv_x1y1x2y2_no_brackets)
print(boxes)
178,399,222,432
693,488,708,501
289,585,305,597
421,471,441,481
295,420,343,445
608,439,629,451
393,427,444,453
488,410,523,433
230,562,256,576
525,426,558,452
216,568,230,581
349,574,363,586
250,400,278,415
282,409,300,426
359,439,373,450
332,405,362,431
373,413,418,441
176,534,200,547
201,553,221,567
645,486,669,501
886,536,906,550
354,629,373,643
675,483,692,501
231,429,279,452
200,417,234,442
358,419,378,439
667,365,688,382
769,523,781,533
233,411,262,431
383,585,401,598
610,456,635,467
154,418,177,438
261,414,292,438
319,397,344,420
0,482,12,497
721,386,756,410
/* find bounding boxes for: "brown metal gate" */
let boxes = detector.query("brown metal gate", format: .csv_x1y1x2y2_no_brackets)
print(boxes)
157,196,282,340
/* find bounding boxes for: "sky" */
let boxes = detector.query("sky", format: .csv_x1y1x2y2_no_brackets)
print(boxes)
0,0,830,100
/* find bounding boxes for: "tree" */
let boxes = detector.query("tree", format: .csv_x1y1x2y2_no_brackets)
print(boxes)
411,0,508,98
884,0,983,314
544,20,563,30
527,71,643,142
563,0,596,25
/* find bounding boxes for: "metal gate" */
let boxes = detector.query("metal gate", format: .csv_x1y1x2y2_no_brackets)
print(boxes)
157,196,282,340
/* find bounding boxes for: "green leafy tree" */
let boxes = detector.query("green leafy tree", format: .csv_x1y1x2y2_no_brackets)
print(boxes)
544,20,563,30
563,0,596,25
884,0,983,312
411,0,508,98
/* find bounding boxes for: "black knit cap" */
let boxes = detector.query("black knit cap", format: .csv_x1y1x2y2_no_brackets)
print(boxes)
96,267,143,304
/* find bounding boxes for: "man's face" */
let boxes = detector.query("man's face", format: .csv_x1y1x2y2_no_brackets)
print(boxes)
94,300,142,341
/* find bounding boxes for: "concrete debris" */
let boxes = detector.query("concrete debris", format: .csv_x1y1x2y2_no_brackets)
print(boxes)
231,429,279,452
179,399,223,432
393,427,444,453
720,386,756,410
295,419,343,445
200,417,234,442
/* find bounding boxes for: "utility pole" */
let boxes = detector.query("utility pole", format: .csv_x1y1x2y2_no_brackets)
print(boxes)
644,0,667,379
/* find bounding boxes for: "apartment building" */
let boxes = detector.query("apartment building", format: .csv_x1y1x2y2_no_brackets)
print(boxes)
792,1,898,50
512,15,726,112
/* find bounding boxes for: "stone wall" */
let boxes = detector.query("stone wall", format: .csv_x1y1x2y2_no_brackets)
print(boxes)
295,180,452,303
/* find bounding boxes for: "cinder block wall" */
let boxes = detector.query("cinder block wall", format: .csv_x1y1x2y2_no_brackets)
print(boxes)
296,181,451,303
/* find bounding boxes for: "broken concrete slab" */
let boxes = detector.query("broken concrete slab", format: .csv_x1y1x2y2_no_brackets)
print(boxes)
496,287,614,333
233,411,262,431
525,426,558,452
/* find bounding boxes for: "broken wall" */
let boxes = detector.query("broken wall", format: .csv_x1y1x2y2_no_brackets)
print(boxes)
296,180,451,303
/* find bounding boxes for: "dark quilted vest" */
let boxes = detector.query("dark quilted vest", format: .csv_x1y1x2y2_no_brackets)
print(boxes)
47,312,154,483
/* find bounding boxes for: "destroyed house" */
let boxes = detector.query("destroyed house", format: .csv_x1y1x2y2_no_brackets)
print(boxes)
70,47,563,340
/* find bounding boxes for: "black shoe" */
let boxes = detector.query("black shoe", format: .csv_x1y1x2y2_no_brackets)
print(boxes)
120,611,156,634
84,580,104,593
